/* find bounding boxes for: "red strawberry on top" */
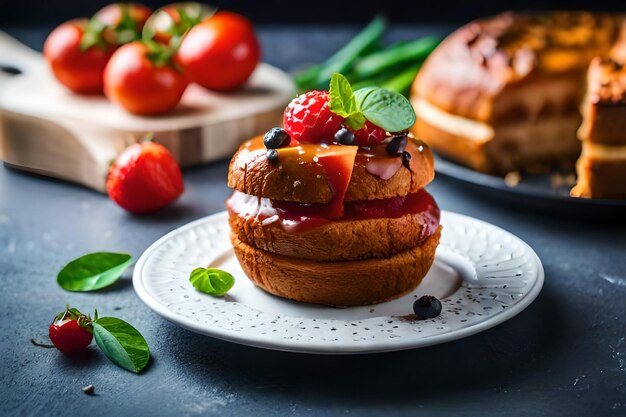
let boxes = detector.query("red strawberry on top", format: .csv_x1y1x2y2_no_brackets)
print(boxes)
283,90,386,146
352,121,386,147
283,90,343,144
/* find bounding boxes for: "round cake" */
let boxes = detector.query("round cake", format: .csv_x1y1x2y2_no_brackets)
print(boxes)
411,11,626,199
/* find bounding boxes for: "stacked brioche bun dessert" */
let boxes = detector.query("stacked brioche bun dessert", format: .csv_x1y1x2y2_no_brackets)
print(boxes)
227,74,441,306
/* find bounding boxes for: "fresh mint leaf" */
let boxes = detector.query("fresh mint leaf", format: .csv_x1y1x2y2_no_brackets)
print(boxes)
329,73,359,117
57,252,132,292
329,73,366,131
353,86,377,106
355,87,416,132
93,317,150,373
189,267,235,296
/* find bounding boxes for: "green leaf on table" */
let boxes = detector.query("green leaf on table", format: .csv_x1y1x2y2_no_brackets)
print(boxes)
355,86,416,132
93,317,150,373
328,73,366,130
57,252,132,292
189,267,235,296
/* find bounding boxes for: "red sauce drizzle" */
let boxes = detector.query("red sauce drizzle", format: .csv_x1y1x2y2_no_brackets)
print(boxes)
243,137,357,218
226,189,440,238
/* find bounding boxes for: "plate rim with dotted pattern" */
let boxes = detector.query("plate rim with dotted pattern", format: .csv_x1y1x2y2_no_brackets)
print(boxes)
133,210,544,354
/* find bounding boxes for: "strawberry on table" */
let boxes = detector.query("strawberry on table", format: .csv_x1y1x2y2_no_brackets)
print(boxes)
107,141,184,214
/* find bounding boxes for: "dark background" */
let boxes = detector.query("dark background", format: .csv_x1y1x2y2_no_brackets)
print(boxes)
2,0,626,27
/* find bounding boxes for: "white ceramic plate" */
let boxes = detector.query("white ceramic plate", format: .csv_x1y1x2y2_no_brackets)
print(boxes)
133,211,544,354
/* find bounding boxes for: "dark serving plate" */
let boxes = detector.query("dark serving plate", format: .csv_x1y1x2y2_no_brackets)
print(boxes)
434,154,626,217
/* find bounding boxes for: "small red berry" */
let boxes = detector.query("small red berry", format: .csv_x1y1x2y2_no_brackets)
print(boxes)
352,121,387,147
283,90,344,144
49,307,93,354
283,90,387,146
107,141,184,214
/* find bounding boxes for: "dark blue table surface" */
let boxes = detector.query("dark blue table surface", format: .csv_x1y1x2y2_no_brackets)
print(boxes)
1,25,625,417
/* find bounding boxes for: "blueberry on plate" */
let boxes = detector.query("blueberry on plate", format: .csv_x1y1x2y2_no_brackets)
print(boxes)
413,295,442,320
264,127,291,149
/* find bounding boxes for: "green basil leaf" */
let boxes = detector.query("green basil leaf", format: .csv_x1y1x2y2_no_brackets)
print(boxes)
93,317,150,373
355,87,416,132
329,73,359,117
189,267,235,296
57,252,132,292
353,86,378,107
328,73,366,131
343,112,366,131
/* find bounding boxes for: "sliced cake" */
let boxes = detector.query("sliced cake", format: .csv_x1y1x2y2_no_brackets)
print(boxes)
572,57,626,198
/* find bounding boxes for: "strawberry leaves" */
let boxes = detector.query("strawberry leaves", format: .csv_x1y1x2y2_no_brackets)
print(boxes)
328,73,416,133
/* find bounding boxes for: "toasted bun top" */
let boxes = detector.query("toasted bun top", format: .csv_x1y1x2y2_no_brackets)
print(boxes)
227,136,435,203
413,11,624,122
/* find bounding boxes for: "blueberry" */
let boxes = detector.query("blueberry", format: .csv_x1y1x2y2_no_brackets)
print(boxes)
266,149,279,161
264,128,290,149
385,134,407,156
413,295,442,320
402,150,412,171
334,127,355,145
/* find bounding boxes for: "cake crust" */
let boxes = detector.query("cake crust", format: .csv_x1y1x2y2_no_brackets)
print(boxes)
414,11,623,123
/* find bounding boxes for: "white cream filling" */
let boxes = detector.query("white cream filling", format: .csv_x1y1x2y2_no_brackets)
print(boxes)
582,142,626,159
412,97,495,143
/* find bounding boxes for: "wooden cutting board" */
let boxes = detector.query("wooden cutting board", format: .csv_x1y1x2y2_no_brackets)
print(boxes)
0,32,295,192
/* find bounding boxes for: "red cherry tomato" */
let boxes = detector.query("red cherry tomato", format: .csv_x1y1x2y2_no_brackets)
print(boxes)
43,20,115,94
49,309,93,355
107,141,184,213
176,11,260,91
104,41,188,115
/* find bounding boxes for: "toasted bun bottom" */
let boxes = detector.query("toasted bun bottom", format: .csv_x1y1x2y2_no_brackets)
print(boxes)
230,227,441,307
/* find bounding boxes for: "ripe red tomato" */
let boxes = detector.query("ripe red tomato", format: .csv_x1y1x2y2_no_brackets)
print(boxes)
49,308,93,355
43,20,116,94
176,11,260,91
107,141,184,213
104,41,188,115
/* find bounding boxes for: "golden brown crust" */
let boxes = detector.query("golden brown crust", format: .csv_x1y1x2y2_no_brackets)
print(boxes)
228,208,431,261
230,227,441,307
227,136,435,203
414,11,623,123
